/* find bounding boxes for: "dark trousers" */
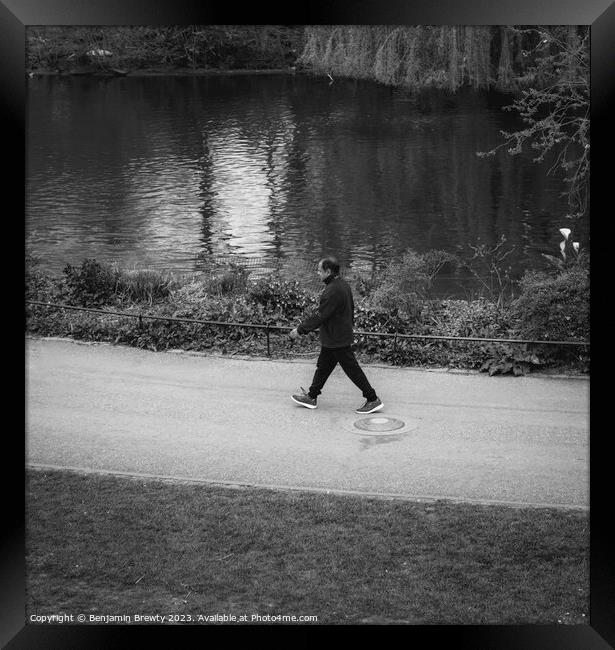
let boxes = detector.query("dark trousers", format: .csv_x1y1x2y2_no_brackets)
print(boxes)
308,346,377,402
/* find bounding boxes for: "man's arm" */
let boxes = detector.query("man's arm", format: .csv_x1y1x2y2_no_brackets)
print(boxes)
294,288,339,335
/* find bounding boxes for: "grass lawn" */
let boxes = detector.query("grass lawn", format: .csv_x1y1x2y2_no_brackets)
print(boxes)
26,468,588,625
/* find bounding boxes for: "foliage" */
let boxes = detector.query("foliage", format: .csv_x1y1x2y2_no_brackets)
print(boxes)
344,270,380,300
354,303,408,333
541,226,586,272
171,282,253,321
61,259,175,307
170,280,219,319
25,256,64,302
63,259,121,307
528,228,590,371
368,249,457,316
116,269,175,304
247,276,317,321
477,27,589,220
509,265,589,342
201,264,250,297
479,343,543,376
27,26,305,73
298,26,583,92
354,298,513,370
461,235,517,307
300,26,496,90
426,299,510,338
26,255,589,375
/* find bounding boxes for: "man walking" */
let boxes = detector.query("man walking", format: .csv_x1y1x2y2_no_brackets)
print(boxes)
289,256,383,414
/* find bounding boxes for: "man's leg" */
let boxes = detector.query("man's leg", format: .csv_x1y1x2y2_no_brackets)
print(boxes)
308,347,338,398
334,347,378,402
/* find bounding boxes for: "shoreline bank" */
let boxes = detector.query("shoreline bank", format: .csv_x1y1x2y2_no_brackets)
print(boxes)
28,67,301,77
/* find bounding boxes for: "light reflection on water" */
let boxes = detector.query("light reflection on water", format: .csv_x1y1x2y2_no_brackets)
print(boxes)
26,74,584,293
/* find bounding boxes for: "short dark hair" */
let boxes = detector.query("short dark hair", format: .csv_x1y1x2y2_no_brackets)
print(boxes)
320,256,340,275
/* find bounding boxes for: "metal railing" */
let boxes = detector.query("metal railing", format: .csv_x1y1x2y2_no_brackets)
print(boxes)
26,300,590,357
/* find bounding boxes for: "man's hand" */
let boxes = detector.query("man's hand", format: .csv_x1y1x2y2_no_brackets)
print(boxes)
289,328,300,340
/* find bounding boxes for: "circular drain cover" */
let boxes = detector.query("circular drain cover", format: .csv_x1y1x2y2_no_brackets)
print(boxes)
341,415,419,436
353,416,406,432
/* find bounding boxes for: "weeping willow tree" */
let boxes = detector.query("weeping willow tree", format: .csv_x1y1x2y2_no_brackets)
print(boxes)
299,26,530,91
299,25,589,220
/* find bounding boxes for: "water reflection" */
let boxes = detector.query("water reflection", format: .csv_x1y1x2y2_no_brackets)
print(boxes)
26,74,584,292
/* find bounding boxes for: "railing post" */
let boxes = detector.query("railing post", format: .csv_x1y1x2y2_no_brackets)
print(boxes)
138,314,143,329
266,328,271,357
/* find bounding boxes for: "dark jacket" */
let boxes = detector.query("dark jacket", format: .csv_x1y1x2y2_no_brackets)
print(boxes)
297,275,355,348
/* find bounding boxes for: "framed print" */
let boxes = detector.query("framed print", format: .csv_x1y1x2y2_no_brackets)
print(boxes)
4,1,612,647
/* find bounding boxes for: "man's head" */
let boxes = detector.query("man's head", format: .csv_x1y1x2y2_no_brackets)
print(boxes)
317,256,340,281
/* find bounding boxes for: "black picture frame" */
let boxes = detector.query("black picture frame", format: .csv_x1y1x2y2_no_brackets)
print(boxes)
4,1,611,647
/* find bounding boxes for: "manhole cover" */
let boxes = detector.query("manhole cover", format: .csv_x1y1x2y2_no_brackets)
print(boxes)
341,415,419,436
353,416,406,432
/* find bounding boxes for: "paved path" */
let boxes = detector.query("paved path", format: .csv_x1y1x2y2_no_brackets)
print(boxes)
25,337,589,509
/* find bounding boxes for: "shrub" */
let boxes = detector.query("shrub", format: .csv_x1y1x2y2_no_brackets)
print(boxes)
353,302,462,367
170,279,213,319
509,265,589,341
26,256,64,302
478,343,544,376
202,264,249,296
116,269,174,304
354,303,408,335
461,235,516,307
63,258,121,306
344,270,380,299
247,276,317,320
369,248,457,316
426,299,510,339
352,298,560,374
171,279,264,322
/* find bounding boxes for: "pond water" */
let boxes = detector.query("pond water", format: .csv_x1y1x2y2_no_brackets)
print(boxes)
26,73,585,294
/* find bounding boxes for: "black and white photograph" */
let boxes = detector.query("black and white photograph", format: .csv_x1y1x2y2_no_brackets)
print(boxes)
4,1,614,647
